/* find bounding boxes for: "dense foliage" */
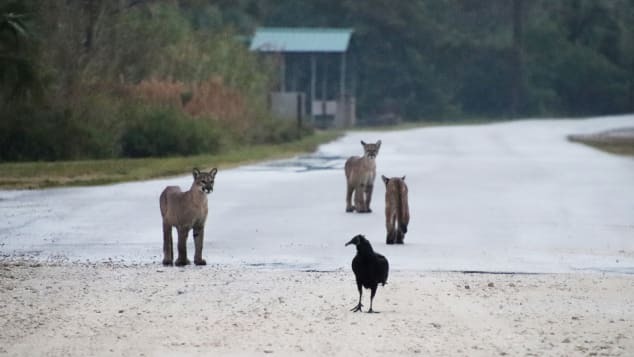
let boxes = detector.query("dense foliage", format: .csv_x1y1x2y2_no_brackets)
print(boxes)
1,0,632,161
0,0,297,161
246,0,633,121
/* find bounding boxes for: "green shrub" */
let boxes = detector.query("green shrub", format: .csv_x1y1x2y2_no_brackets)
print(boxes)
1,94,134,162
121,107,221,158
0,106,51,161
0,105,89,161
67,94,127,158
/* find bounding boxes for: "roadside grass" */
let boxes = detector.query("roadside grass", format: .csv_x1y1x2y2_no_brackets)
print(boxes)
4,119,630,190
0,131,342,189
571,141,634,156
567,132,634,157
365,119,634,158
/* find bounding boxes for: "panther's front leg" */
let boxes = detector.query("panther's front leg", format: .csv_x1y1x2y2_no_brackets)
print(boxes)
193,224,206,266
346,184,355,212
174,227,191,266
162,223,174,266
354,184,365,213
363,183,374,213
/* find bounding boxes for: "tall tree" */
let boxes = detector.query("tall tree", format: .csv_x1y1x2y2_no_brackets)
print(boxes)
0,0,37,101
511,0,526,117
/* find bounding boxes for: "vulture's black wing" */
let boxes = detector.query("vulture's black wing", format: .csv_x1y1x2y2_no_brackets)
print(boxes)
351,255,361,279
375,253,389,286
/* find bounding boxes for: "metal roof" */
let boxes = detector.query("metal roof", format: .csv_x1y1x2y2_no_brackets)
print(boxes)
250,27,353,53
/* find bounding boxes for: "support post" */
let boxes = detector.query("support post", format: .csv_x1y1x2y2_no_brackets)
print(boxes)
340,52,346,99
297,93,303,139
311,53,316,122
280,53,286,92
321,59,327,117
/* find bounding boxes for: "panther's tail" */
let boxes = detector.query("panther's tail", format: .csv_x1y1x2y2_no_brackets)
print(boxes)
396,179,410,235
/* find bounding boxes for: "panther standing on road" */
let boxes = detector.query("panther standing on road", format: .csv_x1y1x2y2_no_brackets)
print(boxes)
160,167,217,266
382,175,410,244
345,140,381,213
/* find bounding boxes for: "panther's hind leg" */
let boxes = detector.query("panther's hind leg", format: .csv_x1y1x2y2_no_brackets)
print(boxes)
386,214,396,244
385,231,392,244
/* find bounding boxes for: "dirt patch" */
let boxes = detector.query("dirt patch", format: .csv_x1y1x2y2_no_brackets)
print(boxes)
1,262,633,356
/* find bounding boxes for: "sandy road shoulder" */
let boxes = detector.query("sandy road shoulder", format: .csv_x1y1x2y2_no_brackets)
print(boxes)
1,262,632,356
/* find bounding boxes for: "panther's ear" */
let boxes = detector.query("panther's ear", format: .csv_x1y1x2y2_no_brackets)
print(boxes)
401,175,406,181
192,168,201,179
376,140,382,148
382,175,389,185
360,140,366,146
209,168,218,177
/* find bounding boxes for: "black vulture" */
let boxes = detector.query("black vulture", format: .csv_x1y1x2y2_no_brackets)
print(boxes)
345,234,389,313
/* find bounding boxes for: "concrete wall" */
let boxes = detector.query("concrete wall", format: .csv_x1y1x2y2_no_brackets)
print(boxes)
334,96,356,128
270,91,355,129
270,92,305,121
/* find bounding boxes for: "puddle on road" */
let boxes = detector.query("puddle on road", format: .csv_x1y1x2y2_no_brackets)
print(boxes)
244,153,347,173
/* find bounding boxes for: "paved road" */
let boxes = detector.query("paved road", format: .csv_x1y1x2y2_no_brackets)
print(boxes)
1,115,633,273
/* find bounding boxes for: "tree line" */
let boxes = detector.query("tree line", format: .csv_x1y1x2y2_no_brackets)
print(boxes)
1,0,299,162
246,0,633,121
1,0,632,161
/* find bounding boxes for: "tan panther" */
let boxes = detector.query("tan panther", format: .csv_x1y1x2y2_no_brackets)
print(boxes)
160,167,217,266
381,175,409,244
345,140,381,213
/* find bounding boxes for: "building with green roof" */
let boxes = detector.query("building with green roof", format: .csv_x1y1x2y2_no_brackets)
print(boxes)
250,27,356,128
